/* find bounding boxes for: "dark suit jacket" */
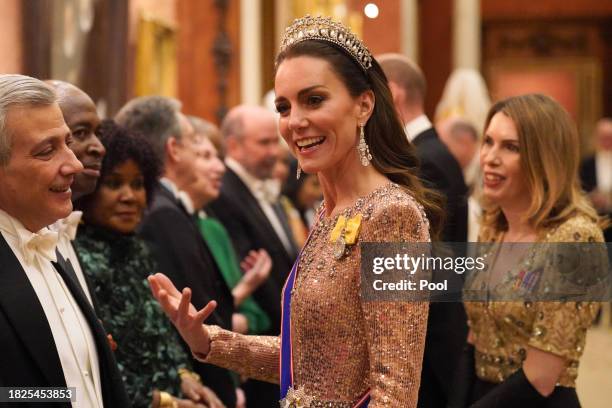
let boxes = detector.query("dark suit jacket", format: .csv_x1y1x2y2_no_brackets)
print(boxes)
412,127,469,408
413,127,468,242
0,235,130,408
580,155,612,241
138,185,236,407
208,167,299,335
580,155,597,193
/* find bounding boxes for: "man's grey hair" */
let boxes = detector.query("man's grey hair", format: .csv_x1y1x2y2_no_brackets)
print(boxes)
0,74,57,166
115,96,183,162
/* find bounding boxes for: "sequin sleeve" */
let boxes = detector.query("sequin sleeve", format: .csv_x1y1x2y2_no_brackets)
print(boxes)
194,325,280,384
527,216,605,360
359,195,430,407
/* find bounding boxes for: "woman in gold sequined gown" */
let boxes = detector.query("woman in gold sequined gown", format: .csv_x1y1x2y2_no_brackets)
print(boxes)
149,15,444,408
455,94,608,408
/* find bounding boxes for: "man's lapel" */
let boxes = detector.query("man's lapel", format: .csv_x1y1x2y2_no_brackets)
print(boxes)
0,234,65,386
226,168,297,258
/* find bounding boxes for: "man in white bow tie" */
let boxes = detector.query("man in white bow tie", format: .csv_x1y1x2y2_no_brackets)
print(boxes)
46,80,106,306
208,104,299,408
0,74,130,407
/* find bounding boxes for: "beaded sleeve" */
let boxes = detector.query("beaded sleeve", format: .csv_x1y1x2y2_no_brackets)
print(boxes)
195,325,280,384
359,196,430,407
528,216,604,361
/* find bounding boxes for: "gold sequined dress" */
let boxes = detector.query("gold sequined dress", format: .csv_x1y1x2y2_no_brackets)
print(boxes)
197,182,430,407
465,214,605,387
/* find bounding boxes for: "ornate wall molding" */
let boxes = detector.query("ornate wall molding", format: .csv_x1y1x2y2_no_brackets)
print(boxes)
213,0,232,122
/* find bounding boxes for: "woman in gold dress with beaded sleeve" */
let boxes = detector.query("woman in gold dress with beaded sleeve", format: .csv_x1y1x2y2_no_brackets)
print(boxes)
454,94,609,408
148,15,443,408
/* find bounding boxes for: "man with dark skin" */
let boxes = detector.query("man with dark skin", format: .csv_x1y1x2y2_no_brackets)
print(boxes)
46,82,220,407
43,81,106,307
45,80,106,201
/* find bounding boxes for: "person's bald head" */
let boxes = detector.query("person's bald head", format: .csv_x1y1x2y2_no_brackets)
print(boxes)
45,80,105,200
377,53,426,111
221,105,280,179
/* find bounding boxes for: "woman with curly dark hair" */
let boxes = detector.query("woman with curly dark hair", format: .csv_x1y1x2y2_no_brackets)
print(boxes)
75,120,224,408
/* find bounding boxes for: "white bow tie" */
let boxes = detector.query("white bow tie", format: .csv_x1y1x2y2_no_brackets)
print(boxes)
20,229,59,264
56,211,83,241
253,179,281,204
0,211,59,265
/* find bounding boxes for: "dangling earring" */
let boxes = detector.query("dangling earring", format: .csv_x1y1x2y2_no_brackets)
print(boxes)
357,123,372,166
296,164,302,180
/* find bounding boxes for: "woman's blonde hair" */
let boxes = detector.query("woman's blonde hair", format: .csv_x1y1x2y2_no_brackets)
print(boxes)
480,94,600,235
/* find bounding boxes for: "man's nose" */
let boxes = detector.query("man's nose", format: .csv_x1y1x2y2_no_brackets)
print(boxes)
87,136,106,158
62,146,84,175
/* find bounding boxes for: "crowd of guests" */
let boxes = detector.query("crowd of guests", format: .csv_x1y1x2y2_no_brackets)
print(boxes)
0,20,610,407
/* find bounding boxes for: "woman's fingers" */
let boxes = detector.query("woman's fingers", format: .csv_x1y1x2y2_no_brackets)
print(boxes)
176,287,193,325
157,289,179,321
148,273,181,302
195,300,217,323
148,275,161,300
155,273,183,297
242,249,263,271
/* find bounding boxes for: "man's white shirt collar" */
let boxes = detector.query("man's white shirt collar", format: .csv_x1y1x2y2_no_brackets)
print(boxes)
405,114,432,142
0,208,59,264
50,211,83,242
225,157,280,204
160,178,196,215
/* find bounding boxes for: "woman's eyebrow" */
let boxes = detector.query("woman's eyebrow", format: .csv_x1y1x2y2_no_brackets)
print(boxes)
275,85,326,104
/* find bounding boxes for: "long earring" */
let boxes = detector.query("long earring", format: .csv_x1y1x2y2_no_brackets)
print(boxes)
357,123,372,166
296,164,302,180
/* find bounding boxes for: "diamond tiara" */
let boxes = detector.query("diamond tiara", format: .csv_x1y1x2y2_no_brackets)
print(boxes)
280,15,373,72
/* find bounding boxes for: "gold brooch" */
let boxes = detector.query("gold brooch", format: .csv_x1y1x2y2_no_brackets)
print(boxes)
330,214,363,260
280,386,314,408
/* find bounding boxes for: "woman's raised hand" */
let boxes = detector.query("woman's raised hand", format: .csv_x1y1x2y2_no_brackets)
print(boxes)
148,273,217,357
240,249,272,291
232,249,272,306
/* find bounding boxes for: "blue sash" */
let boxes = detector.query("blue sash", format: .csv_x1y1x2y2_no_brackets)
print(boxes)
279,214,370,407
279,259,297,398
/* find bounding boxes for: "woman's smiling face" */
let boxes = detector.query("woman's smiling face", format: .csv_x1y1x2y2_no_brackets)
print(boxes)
480,112,528,209
274,55,371,174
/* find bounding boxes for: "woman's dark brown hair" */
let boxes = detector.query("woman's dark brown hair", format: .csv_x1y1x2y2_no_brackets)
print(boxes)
275,40,444,239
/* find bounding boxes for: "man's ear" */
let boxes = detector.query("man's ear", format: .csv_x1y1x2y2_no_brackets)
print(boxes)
357,89,375,124
224,136,240,159
165,136,181,163
387,81,404,107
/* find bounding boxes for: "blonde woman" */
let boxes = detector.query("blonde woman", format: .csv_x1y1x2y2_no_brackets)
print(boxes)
457,94,607,407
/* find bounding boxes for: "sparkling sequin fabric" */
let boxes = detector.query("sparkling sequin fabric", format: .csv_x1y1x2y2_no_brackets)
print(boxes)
200,182,430,407
465,215,605,387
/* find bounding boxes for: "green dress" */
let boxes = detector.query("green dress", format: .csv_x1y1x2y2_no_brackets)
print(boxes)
74,223,190,408
197,214,271,334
